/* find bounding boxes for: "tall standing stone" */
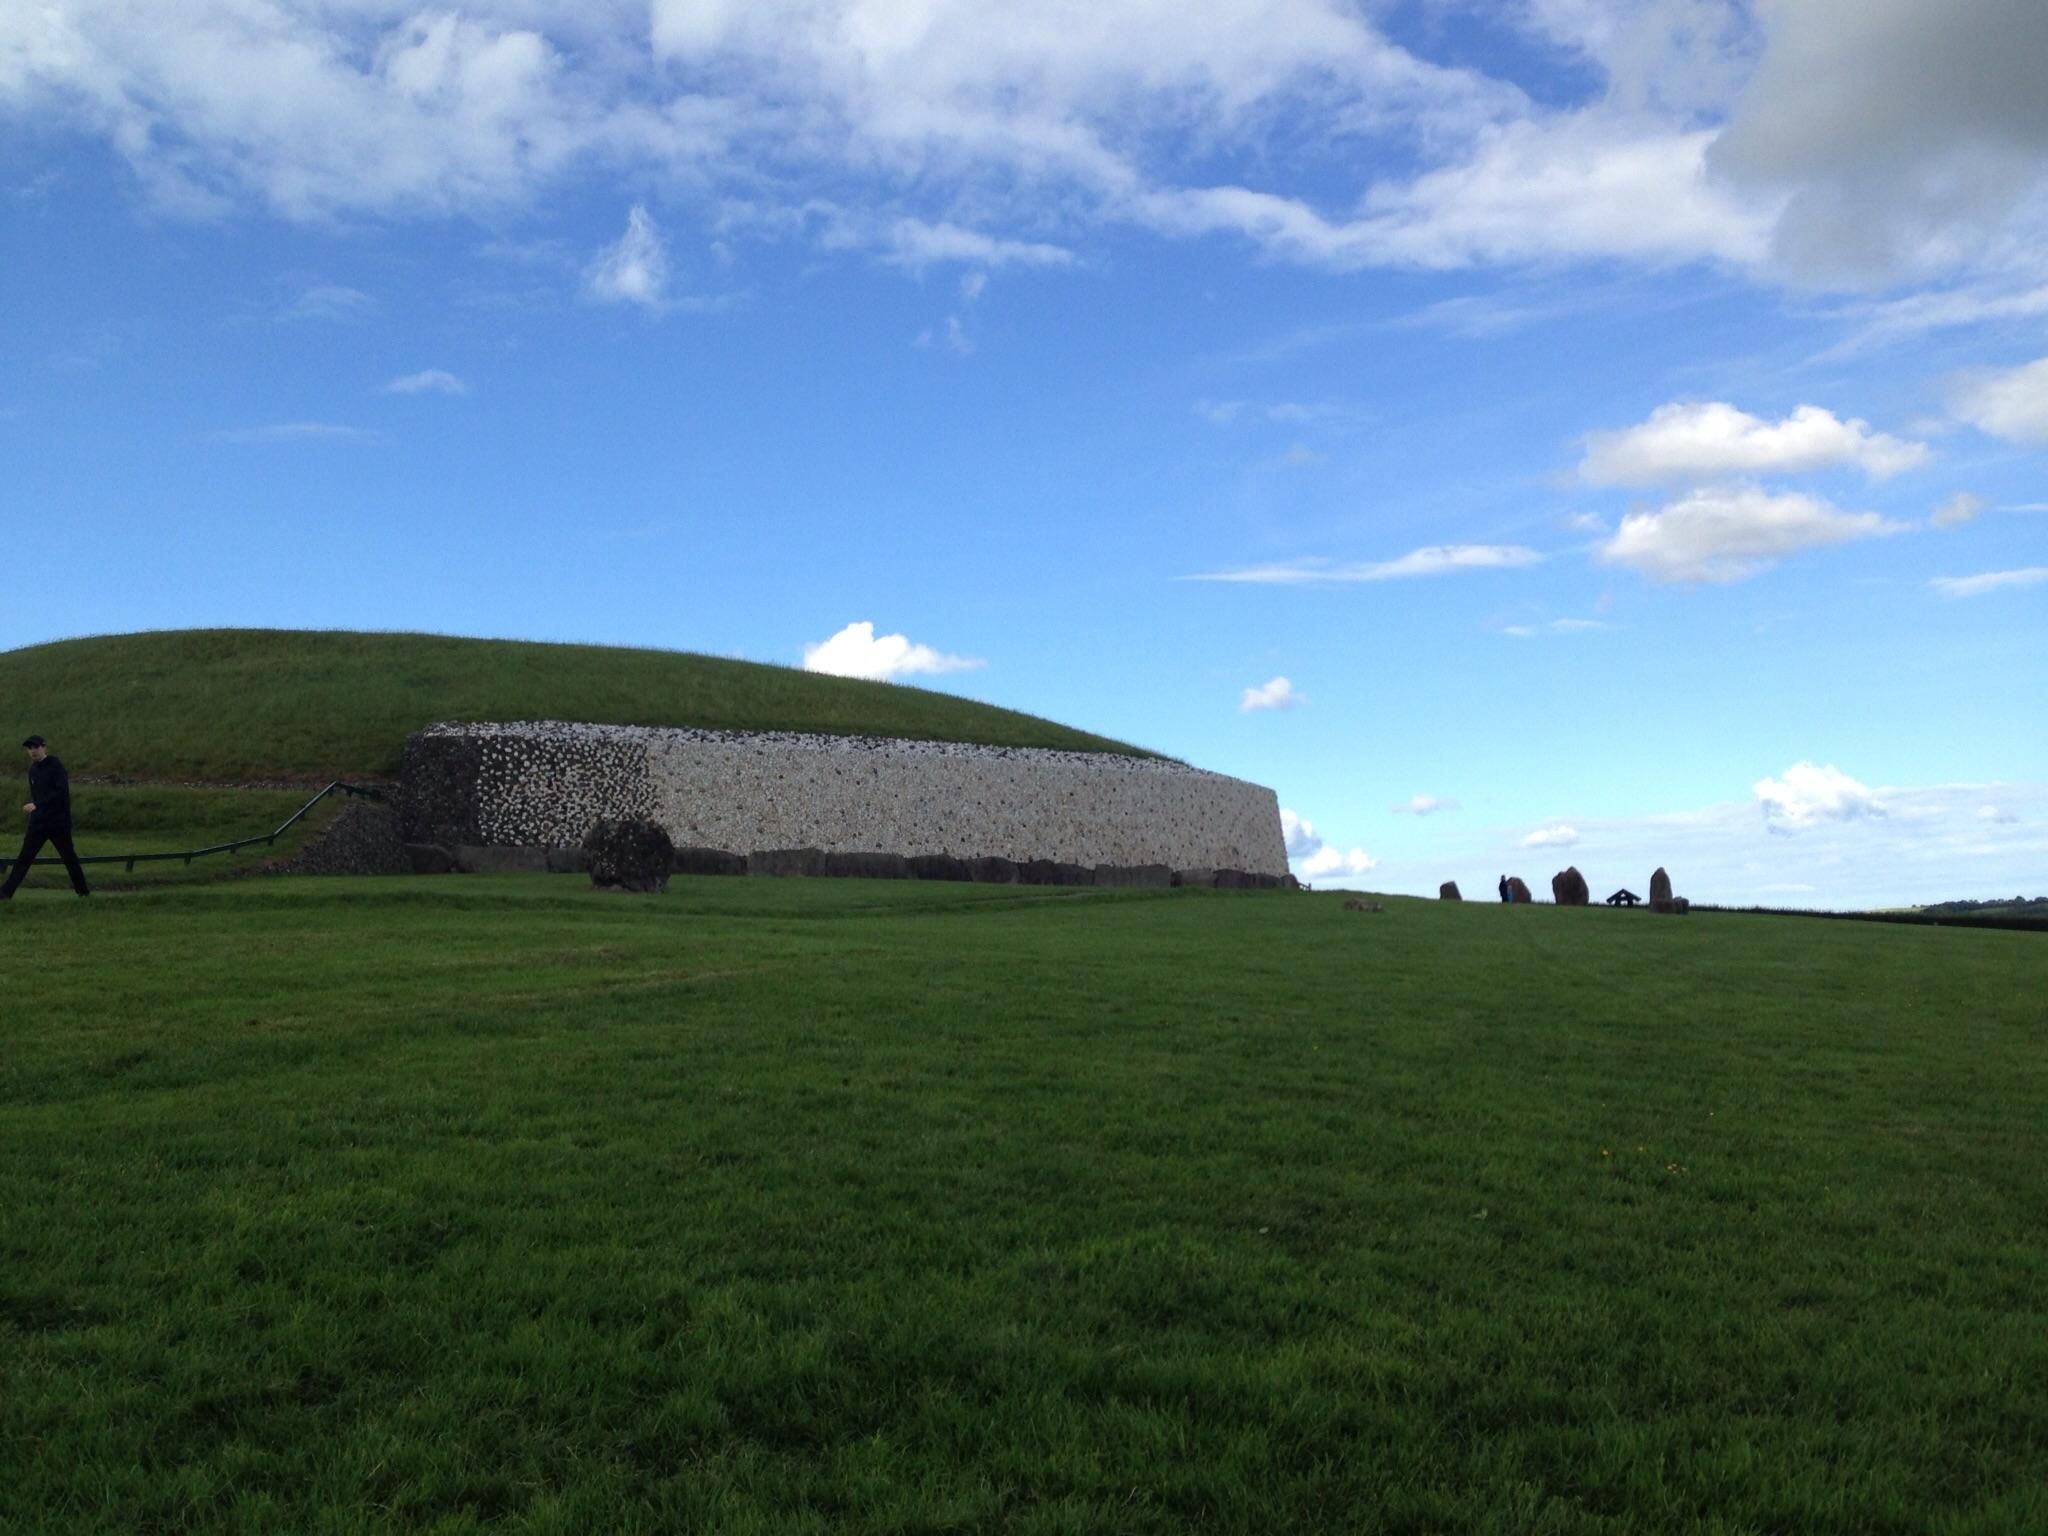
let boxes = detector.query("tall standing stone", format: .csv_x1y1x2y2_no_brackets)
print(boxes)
1440,881,1462,900
1551,866,1590,905
1650,866,1673,910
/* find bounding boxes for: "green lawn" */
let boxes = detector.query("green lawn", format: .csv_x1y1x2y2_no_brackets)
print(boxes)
0,630,1151,783
2,880,2042,1533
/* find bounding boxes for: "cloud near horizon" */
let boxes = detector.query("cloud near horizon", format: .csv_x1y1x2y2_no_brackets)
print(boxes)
1753,762,1882,832
801,621,985,681
1280,808,1377,886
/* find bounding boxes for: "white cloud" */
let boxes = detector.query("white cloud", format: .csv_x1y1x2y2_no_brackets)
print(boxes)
1708,0,2048,285
7,0,2046,301
1579,402,1927,486
1753,761,1882,832
1978,805,2020,825
914,314,974,355
1597,486,1904,583
1931,567,2048,599
1519,824,1579,848
881,219,1073,271
1189,544,1541,584
1297,845,1379,881
1502,618,1608,637
385,369,467,395
1393,794,1459,816
800,620,984,680
1240,676,1304,713
1951,357,2048,445
585,205,669,307
1280,807,1377,886
1931,492,1982,530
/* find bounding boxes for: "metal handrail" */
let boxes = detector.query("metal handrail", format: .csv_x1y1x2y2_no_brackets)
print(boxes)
26,781,386,873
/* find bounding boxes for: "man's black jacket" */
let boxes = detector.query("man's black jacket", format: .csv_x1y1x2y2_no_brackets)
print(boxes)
28,755,72,831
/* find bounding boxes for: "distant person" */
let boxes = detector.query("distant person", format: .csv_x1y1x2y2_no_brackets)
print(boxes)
1498,874,1509,903
0,735,90,899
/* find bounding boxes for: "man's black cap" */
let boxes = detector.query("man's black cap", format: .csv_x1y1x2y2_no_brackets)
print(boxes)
21,736,45,749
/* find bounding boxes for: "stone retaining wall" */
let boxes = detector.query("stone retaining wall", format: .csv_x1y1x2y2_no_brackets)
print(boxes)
398,722,1288,876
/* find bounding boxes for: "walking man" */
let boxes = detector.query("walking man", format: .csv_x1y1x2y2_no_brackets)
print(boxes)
0,735,91,899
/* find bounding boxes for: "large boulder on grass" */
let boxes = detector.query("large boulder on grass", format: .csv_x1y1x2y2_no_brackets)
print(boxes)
584,817,675,894
1650,866,1673,905
1440,881,1462,900
1505,876,1534,903
1551,866,1590,906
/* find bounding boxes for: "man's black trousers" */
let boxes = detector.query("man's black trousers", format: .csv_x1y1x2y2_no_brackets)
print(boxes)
0,822,91,897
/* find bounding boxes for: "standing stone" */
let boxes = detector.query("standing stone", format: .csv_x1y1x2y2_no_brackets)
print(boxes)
1440,881,1462,900
584,817,675,894
1649,866,1674,911
1551,866,1590,905
1505,876,1534,903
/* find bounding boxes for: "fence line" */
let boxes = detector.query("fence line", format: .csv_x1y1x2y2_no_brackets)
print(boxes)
28,782,386,873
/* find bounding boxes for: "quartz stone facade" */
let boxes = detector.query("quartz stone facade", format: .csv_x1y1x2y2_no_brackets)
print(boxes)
399,722,1288,877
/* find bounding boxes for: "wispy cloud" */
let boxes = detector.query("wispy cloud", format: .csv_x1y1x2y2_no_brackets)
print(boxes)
1950,356,2048,445
1931,492,1982,530
207,421,376,444
586,206,669,309
1189,544,1542,584
1502,618,1608,637
1393,794,1459,816
385,369,467,395
1931,567,2048,599
1519,824,1579,848
280,284,376,323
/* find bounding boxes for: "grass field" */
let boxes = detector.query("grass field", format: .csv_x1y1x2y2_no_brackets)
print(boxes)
2,879,2043,1533
0,630,1149,785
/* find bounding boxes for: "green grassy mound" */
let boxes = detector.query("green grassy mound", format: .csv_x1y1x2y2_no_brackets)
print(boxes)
0,629,1149,783
2,884,2041,1531
0,630,1150,877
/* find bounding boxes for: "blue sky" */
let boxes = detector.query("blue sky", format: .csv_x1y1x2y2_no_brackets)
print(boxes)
3,0,2044,905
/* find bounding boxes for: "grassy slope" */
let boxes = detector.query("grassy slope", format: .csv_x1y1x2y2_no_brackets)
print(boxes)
0,629,1150,783
3,882,2043,1533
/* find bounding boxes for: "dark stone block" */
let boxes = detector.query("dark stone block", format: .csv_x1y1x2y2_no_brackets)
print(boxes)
674,846,747,877
1173,868,1217,888
1440,881,1462,900
908,854,971,882
822,851,909,880
750,847,826,878
396,731,485,846
546,846,589,874
403,843,457,874
584,818,675,894
1551,866,1590,905
966,856,1020,884
1213,869,1260,889
1094,863,1172,888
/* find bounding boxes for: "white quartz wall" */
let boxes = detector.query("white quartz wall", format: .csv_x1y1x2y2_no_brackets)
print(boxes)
417,722,1288,875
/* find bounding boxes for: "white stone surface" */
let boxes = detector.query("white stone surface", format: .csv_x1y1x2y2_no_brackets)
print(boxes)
418,722,1289,874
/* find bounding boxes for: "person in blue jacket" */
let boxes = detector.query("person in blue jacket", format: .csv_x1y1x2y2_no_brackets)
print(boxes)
0,735,90,899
